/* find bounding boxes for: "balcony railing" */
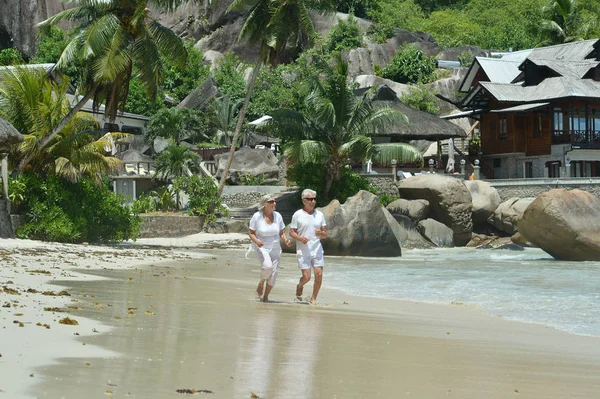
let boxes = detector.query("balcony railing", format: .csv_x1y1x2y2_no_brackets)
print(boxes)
552,130,600,148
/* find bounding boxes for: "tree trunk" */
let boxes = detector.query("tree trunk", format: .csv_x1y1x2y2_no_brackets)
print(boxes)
216,61,262,197
16,84,98,174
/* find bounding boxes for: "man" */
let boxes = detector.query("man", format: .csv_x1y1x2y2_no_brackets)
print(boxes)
289,189,327,305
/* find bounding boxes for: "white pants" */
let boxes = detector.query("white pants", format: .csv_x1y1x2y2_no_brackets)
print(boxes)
256,247,282,286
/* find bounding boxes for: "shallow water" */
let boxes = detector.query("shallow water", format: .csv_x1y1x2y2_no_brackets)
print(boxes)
30,248,600,398
322,247,600,337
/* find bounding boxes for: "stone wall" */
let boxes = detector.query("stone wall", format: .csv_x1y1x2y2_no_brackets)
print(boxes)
221,192,266,208
362,174,399,198
139,215,204,238
489,178,600,201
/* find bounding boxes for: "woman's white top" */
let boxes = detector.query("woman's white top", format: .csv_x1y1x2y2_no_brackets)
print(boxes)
290,209,326,257
249,211,285,250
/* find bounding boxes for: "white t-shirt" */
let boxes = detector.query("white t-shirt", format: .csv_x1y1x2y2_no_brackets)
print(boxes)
249,211,285,250
290,209,326,257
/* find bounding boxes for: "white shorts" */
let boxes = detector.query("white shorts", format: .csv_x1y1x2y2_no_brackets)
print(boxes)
256,248,281,286
296,251,325,270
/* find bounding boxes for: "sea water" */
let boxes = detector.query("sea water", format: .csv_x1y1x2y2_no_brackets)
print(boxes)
320,248,600,337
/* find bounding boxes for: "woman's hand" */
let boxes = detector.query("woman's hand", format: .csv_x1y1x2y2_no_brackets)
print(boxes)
284,238,292,247
255,240,264,248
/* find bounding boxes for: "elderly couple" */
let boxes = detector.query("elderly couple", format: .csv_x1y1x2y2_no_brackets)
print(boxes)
248,189,327,305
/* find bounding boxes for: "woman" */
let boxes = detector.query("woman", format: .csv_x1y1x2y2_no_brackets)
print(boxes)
289,189,327,305
248,194,292,302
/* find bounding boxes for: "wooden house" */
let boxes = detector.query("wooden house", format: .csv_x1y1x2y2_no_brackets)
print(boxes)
459,39,600,178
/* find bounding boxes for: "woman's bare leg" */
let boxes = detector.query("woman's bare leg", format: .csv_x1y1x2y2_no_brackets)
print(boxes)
256,279,266,297
262,284,274,302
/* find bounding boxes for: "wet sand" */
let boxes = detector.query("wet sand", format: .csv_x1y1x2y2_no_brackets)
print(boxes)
2,238,600,398
17,248,600,399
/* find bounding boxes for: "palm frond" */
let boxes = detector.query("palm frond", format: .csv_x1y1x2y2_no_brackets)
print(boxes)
149,21,187,68
372,143,423,167
338,135,373,161
284,140,330,164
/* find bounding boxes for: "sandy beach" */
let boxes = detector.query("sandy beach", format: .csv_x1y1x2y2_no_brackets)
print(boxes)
2,235,600,398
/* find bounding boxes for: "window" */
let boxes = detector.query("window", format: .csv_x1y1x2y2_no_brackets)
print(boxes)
524,161,533,178
569,108,586,131
498,114,507,140
103,123,119,132
493,158,501,168
546,161,561,178
121,125,144,135
553,107,564,132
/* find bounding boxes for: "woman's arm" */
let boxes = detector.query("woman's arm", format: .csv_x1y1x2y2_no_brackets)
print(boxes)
248,229,263,247
280,229,292,247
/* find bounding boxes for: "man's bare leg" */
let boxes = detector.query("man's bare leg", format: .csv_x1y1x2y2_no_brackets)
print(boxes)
310,267,323,305
297,269,311,300
256,279,265,297
262,284,274,302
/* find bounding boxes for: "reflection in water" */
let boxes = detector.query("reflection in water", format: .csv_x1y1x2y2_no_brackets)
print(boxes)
235,306,321,398
279,309,321,398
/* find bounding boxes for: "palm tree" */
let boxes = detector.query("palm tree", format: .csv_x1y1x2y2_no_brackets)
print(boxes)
145,108,208,145
154,144,201,209
154,145,201,181
217,0,336,196
28,0,188,171
0,67,122,183
539,0,589,45
210,95,242,145
271,56,423,200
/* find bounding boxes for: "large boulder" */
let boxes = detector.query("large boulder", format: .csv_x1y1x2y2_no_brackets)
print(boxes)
344,30,440,78
417,218,454,247
518,189,600,261
397,175,472,246
214,147,279,185
386,198,430,223
384,213,432,249
464,180,501,226
487,197,534,235
318,190,402,256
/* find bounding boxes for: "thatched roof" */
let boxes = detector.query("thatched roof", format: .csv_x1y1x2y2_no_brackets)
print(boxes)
117,149,154,164
363,85,467,140
0,117,24,150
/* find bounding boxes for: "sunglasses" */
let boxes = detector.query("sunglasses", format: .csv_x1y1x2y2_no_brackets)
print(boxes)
304,197,317,201
266,200,276,204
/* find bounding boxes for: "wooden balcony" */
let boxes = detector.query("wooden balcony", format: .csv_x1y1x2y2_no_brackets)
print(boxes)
552,130,600,149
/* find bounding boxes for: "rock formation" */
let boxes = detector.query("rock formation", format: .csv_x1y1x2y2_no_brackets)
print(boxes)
464,180,501,227
518,189,600,261
487,197,534,235
397,174,472,246
318,190,402,256
214,147,279,185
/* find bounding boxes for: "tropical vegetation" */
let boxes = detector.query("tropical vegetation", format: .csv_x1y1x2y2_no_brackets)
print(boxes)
270,56,422,200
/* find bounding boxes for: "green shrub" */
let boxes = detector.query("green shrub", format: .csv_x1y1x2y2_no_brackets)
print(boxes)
0,48,25,66
323,14,363,53
458,50,474,67
377,193,399,207
15,174,140,243
379,45,436,84
400,84,439,115
239,173,265,186
151,186,177,212
287,163,370,204
173,176,228,224
131,193,157,214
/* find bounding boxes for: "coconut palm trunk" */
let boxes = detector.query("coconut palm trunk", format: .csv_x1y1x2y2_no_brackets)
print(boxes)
216,61,262,196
